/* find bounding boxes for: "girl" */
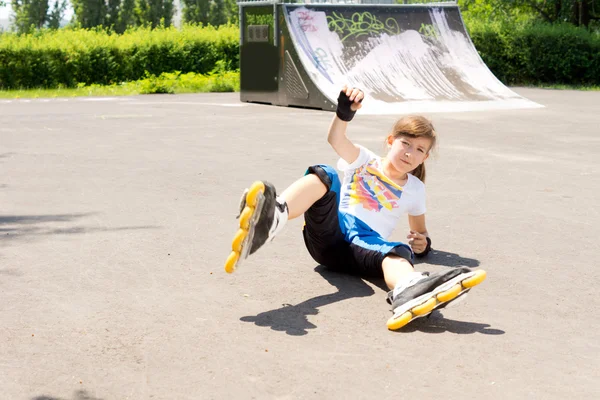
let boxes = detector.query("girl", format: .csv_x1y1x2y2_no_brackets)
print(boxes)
225,86,486,330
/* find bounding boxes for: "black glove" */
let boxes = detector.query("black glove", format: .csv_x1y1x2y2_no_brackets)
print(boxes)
336,90,362,122
415,237,432,258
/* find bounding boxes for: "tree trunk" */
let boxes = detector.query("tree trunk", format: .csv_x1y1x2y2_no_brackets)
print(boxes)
555,0,562,22
579,0,591,27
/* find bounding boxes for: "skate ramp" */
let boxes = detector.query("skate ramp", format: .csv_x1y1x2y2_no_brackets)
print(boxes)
284,4,543,114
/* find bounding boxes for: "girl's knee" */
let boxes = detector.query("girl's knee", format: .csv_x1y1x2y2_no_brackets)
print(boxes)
382,254,414,269
306,165,339,193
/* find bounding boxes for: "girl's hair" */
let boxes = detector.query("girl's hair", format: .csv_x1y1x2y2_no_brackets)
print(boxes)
388,115,437,183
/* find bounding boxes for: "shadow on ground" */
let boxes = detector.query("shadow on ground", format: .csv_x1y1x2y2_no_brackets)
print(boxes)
398,310,505,335
0,213,159,245
241,255,501,336
241,265,375,336
415,249,480,268
33,390,103,400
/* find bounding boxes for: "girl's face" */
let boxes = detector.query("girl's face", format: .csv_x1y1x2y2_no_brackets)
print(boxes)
386,135,432,174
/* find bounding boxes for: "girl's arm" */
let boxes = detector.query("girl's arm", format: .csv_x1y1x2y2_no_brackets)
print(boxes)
407,214,431,256
327,116,360,164
327,86,363,164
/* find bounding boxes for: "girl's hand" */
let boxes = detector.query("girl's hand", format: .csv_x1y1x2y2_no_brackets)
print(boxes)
407,230,428,254
341,85,364,111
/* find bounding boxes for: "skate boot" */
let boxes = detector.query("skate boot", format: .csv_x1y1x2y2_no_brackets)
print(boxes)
224,181,289,273
386,267,486,330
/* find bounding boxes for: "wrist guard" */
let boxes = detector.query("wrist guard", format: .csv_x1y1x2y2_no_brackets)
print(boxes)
415,237,432,258
336,90,361,122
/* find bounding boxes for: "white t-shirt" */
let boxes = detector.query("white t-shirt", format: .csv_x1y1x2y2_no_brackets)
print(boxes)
337,145,427,239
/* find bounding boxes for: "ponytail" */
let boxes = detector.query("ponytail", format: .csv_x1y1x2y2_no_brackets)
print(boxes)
412,163,426,183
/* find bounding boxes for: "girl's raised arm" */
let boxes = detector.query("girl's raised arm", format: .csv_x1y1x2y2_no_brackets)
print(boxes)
327,86,363,164
327,117,360,164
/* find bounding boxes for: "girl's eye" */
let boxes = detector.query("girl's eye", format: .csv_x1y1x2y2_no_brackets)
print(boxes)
402,141,410,146
418,149,425,153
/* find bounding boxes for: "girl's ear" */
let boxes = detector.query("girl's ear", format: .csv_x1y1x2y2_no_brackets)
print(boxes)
386,134,394,147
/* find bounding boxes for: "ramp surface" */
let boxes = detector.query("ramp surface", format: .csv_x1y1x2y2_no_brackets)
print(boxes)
284,4,542,113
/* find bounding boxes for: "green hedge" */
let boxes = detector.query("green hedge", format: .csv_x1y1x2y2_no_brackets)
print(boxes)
467,19,600,85
0,25,239,90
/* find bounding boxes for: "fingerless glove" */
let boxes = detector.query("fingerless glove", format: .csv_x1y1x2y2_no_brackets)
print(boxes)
336,90,360,122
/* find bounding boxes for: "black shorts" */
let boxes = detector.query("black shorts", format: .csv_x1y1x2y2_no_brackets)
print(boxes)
302,165,413,278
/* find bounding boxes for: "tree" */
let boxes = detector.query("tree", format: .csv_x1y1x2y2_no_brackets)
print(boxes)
137,0,174,28
71,0,107,28
105,0,120,28
47,0,67,29
460,0,600,28
11,0,50,32
181,0,211,25
225,0,238,24
116,0,136,33
209,0,226,26
182,0,236,25
517,0,600,27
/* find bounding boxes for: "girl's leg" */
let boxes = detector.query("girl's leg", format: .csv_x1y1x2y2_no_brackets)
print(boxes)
382,255,415,290
226,171,330,273
281,174,327,219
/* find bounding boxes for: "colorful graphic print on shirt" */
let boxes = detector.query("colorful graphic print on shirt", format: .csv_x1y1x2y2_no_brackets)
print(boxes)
343,160,403,212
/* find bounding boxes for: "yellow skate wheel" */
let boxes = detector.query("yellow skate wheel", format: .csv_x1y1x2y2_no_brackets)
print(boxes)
387,311,413,331
246,181,265,208
412,298,437,316
232,229,247,253
437,284,462,303
462,270,487,288
238,206,255,230
224,251,239,274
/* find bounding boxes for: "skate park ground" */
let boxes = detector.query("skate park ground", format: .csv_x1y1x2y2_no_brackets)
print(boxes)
1,88,599,400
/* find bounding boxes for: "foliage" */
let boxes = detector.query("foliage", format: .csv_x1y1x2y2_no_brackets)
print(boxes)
460,0,600,29
468,18,600,85
182,0,237,26
11,0,50,33
47,0,67,30
70,0,108,29
136,0,174,28
137,69,239,94
116,0,136,33
0,24,239,89
0,70,241,98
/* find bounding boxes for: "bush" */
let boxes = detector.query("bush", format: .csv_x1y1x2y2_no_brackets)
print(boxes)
466,18,600,85
136,70,240,94
0,24,240,90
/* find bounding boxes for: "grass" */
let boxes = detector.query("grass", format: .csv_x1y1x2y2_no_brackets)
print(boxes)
0,71,241,99
529,83,600,91
0,85,140,99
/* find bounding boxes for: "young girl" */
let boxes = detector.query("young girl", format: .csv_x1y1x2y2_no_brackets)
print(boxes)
225,86,486,330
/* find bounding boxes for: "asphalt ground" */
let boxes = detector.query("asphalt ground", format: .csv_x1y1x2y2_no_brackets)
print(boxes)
1,88,599,399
